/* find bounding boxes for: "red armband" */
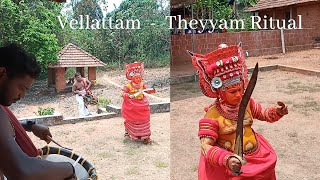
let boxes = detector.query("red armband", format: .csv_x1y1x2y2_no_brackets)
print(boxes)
198,118,219,140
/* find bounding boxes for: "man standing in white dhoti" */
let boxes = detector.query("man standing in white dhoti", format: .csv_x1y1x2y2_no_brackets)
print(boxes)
72,72,91,117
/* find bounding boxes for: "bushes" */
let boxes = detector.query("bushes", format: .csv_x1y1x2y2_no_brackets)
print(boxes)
37,107,55,116
97,96,111,108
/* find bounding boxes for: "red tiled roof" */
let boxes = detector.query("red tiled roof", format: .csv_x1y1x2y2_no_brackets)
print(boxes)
245,0,319,12
48,43,106,68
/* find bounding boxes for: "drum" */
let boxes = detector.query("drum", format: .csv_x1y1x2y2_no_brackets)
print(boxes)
39,146,98,180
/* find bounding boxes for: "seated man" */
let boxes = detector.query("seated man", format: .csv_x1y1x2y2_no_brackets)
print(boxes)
72,72,91,117
0,43,77,179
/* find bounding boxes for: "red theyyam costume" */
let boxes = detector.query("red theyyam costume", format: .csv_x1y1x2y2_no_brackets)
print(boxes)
190,44,287,179
121,62,155,143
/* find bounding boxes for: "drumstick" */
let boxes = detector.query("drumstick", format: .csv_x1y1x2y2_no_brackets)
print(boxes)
73,155,82,167
46,135,73,151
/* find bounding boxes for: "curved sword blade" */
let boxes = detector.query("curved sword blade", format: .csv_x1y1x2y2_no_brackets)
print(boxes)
234,63,259,159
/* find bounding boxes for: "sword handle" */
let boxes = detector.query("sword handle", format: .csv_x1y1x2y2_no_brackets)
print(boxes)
230,154,247,176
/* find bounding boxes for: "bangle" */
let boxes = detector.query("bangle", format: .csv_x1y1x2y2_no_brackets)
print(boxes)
64,162,76,180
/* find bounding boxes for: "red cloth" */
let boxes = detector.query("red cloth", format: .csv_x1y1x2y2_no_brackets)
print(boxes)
1,106,39,157
124,120,151,140
122,96,151,139
121,97,150,123
198,133,277,180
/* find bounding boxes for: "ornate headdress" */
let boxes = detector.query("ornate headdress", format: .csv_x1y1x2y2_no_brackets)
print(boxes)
125,61,144,80
189,43,248,98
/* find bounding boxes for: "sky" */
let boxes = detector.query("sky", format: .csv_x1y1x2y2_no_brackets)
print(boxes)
62,0,123,16
104,0,123,13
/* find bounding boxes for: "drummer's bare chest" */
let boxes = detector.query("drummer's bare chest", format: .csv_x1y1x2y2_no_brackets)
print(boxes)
74,82,85,90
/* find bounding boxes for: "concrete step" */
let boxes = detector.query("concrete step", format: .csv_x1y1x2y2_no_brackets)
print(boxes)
314,43,320,49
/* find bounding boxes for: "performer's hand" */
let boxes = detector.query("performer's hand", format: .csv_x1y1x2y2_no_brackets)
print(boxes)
276,101,288,116
200,143,212,157
31,124,52,144
228,157,242,173
129,95,135,99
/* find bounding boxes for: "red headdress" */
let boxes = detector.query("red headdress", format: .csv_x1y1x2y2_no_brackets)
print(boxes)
189,43,248,98
125,61,144,80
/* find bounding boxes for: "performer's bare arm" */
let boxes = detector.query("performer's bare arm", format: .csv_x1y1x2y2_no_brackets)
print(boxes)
72,83,79,94
85,78,91,90
0,110,75,180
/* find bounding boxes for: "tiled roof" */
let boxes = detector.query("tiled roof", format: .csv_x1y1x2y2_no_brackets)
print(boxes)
48,43,106,68
245,0,319,12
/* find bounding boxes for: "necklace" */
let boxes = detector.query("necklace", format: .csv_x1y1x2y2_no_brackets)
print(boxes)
215,99,239,121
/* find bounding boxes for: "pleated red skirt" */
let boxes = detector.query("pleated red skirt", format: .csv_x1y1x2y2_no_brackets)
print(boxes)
122,97,151,140
198,133,277,180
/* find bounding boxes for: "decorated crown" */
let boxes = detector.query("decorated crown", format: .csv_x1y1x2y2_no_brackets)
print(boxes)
189,43,248,98
125,61,144,80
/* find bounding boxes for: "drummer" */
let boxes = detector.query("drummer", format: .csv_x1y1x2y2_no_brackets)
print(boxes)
0,44,77,180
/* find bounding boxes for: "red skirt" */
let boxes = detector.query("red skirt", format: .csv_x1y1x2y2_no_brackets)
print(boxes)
122,97,151,139
198,133,277,180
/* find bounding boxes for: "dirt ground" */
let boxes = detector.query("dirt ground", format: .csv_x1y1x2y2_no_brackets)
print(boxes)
171,49,320,180
30,112,170,180
245,49,320,70
9,67,170,179
10,67,170,118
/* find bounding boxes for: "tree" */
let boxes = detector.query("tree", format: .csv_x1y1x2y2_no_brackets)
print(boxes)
0,0,63,70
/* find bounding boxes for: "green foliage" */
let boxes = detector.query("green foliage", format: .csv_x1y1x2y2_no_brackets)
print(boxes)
189,0,258,31
37,107,55,116
97,96,111,108
65,68,76,79
1,0,169,75
60,0,170,69
0,0,62,70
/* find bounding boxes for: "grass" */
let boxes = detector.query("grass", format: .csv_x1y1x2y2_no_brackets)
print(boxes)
293,101,319,109
126,166,140,175
126,147,137,156
192,165,198,172
84,127,96,133
287,131,298,138
292,101,320,116
285,82,320,94
154,160,169,168
97,151,112,159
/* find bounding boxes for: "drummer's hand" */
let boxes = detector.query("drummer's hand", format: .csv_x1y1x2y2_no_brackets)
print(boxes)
276,101,288,116
31,124,52,144
228,157,242,173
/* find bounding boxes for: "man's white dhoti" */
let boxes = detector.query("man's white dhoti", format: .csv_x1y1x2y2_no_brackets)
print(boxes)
76,90,90,117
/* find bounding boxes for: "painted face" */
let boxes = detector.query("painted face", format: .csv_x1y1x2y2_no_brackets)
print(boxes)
75,75,82,82
0,71,34,106
132,75,142,84
223,83,244,106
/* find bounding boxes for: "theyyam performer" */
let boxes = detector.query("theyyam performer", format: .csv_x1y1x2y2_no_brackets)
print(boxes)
121,62,156,144
189,43,288,179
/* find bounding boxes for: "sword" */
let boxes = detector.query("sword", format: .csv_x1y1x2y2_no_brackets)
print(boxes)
133,88,155,97
233,63,259,175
